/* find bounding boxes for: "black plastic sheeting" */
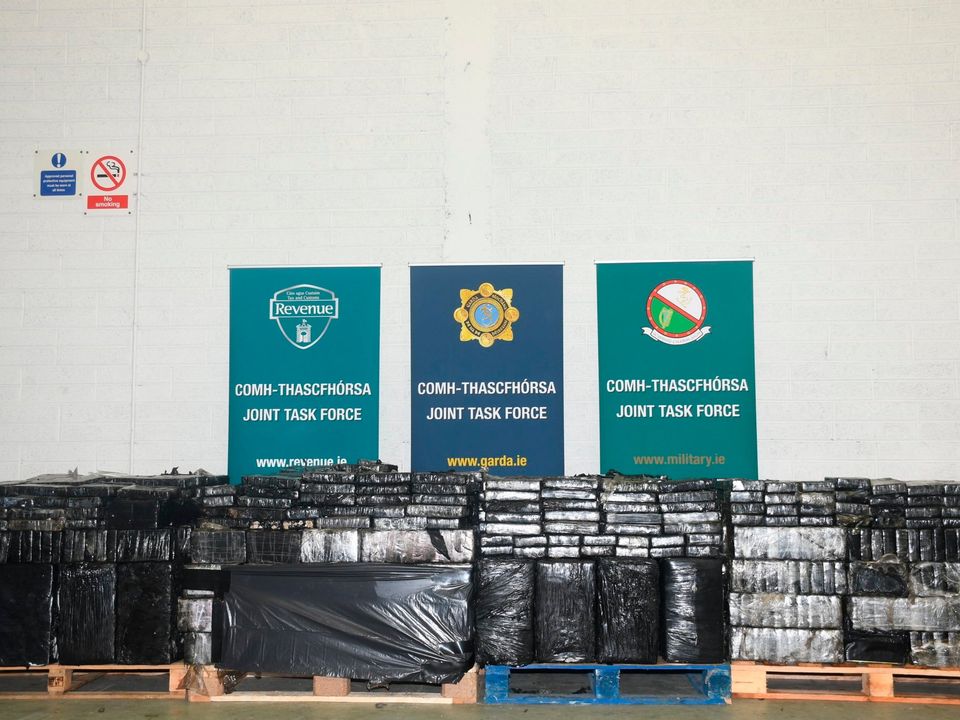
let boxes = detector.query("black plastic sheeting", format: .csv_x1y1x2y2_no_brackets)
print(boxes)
475,559,534,666
849,561,909,597
845,630,911,664
597,558,659,663
534,560,596,663
660,558,726,663
0,564,55,665
221,564,473,684
58,563,116,664
115,562,179,664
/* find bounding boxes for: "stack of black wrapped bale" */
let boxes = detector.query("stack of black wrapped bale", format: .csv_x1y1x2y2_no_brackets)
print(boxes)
729,525,847,663
477,473,728,667
0,470,224,666
731,479,838,527
479,475,725,560
729,478,960,668
181,464,480,665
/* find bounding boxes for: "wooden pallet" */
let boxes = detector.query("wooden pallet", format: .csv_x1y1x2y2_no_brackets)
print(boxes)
484,663,732,705
732,661,960,705
188,665,478,704
0,663,188,700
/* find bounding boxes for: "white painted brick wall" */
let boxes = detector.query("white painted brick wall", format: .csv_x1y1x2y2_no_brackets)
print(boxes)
0,0,958,482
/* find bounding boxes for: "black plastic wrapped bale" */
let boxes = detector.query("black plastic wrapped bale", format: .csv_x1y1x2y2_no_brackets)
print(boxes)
246,530,301,564
190,530,246,565
115,562,179,664
597,558,659,663
534,560,596,663
0,564,55,665
849,561,909,597
844,630,911,664
660,558,726,663
58,563,116,664
476,560,534,666
221,564,473,684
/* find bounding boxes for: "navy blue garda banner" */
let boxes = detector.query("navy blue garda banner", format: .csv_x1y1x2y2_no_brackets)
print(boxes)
410,264,564,476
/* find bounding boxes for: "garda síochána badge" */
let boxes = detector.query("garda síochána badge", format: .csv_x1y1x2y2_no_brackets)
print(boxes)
454,282,520,348
644,279,710,345
269,284,339,350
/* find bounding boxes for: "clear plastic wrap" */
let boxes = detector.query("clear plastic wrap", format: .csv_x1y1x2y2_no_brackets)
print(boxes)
221,563,473,684
734,527,846,560
178,597,215,632
730,627,843,663
115,562,179,664
848,596,960,632
183,632,218,665
359,530,475,563
849,561,909,597
58,563,116,664
299,529,360,563
535,560,596,663
114,529,174,562
909,562,960,597
0,564,54,665
728,593,841,629
597,558,659,663
730,560,848,595
910,632,960,667
660,558,726,663
246,530,301,564
476,560,535,666
190,530,247,565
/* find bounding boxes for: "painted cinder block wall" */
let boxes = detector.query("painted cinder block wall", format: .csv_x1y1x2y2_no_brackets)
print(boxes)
0,0,958,482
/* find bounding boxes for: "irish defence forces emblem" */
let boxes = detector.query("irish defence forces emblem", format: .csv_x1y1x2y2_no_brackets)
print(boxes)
643,279,711,345
454,282,520,348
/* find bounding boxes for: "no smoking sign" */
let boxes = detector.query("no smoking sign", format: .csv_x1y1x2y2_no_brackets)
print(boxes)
86,150,135,212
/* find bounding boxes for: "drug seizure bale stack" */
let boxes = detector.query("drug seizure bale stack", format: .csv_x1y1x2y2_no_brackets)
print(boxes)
729,478,960,667
180,463,481,668
0,471,223,666
476,474,729,667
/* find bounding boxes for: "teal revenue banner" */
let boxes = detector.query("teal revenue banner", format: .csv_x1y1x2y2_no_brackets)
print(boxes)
597,260,757,479
228,266,380,481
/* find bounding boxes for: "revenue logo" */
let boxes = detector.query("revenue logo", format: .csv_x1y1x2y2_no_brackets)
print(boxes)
644,279,710,345
269,284,339,350
454,282,520,348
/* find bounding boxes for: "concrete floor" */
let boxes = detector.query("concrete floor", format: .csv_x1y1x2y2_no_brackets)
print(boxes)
1,700,959,720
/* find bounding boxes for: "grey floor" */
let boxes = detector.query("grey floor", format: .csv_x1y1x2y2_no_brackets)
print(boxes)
1,700,960,720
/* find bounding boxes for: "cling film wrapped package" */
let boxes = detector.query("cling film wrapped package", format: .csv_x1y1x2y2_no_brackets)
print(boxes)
115,562,179,664
734,527,846,560
300,529,360,562
535,561,596,663
221,564,473,684
596,559,659,663
476,560,535,666
245,531,301,564
0,564,55,665
58,563,116,664
844,629,911,665
359,530,475,563
190,530,246,565
848,596,960,632
730,627,843,663
849,561,909,597
660,558,726,663
730,560,848,595
910,632,960,667
909,562,960,597
114,529,174,562
729,593,841,629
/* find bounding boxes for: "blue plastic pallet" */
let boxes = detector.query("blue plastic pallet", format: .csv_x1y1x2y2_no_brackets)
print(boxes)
484,663,732,705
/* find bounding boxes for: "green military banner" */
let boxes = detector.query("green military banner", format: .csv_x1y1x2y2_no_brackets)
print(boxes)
596,260,757,479
228,266,380,482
